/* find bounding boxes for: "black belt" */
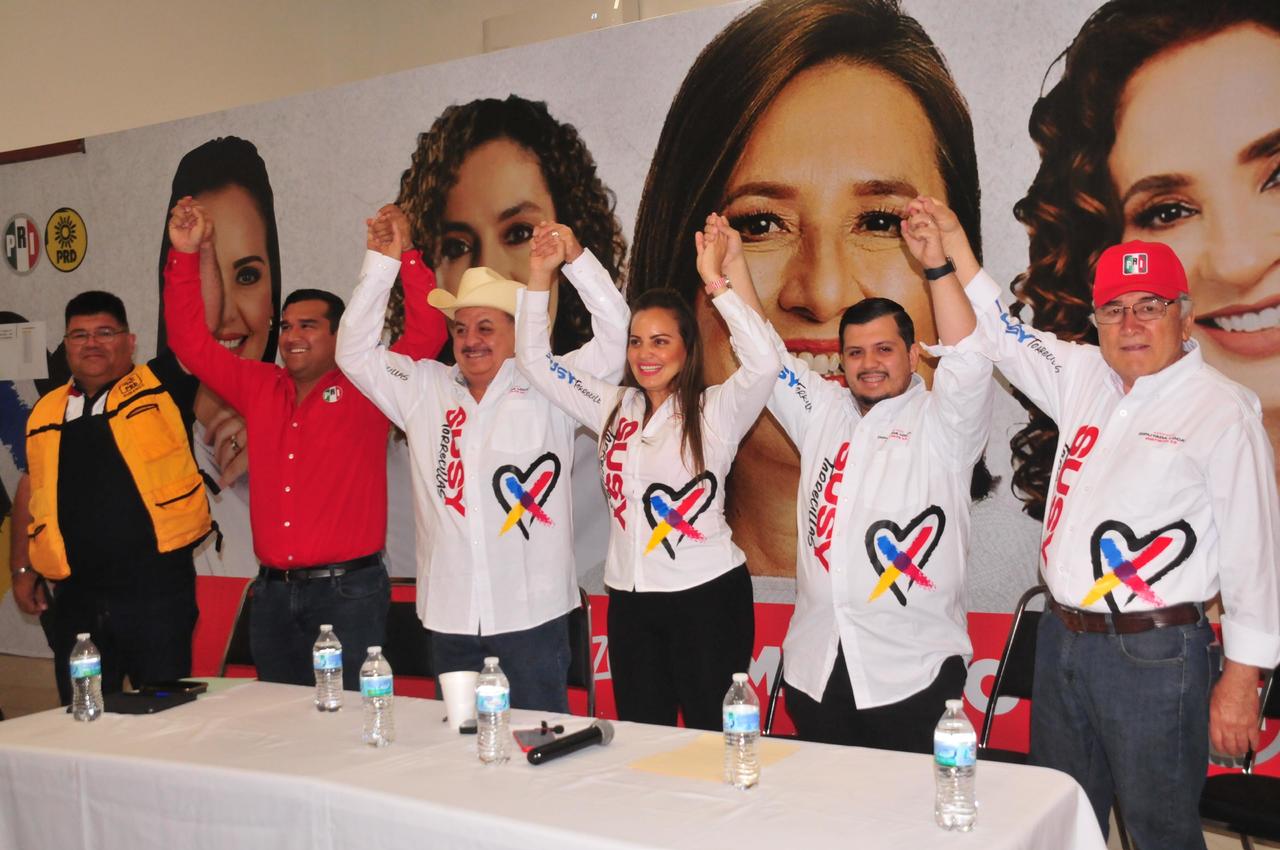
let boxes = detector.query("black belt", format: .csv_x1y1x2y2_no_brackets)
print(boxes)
1049,599,1203,635
259,553,381,582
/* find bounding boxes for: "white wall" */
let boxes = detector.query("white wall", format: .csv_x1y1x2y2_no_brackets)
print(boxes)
0,0,735,153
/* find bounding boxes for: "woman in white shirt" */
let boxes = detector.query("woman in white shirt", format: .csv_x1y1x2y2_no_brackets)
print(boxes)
517,215,779,729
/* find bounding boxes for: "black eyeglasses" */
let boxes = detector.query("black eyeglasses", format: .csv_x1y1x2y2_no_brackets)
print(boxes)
64,328,127,344
1091,297,1179,326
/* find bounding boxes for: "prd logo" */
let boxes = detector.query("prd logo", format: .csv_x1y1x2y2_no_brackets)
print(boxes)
4,214,41,274
46,208,87,272
1122,253,1148,275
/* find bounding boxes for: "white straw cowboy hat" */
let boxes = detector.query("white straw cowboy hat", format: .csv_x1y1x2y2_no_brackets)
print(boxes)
427,267,525,319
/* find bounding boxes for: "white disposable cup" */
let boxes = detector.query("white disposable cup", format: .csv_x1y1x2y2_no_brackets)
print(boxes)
438,670,479,729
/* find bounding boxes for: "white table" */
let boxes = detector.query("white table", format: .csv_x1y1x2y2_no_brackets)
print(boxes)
0,682,1105,850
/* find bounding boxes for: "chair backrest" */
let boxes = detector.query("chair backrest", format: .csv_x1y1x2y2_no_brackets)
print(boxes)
219,581,255,676
566,587,596,717
764,651,785,736
1241,664,1280,773
980,584,1048,749
382,579,433,679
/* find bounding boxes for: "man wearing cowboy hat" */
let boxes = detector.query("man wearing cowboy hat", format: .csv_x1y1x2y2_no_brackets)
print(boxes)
165,200,448,690
337,220,629,712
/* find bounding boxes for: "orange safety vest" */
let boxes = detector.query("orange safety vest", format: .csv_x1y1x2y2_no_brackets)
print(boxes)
25,364,212,580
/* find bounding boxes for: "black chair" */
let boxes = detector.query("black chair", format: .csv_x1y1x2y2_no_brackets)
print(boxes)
219,580,255,676
978,584,1046,762
764,651,786,736
1200,665,1280,848
566,587,596,717
381,578,434,679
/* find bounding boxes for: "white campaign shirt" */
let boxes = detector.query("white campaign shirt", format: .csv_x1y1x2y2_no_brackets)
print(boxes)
967,270,1280,669
516,287,779,593
750,321,993,707
336,249,629,635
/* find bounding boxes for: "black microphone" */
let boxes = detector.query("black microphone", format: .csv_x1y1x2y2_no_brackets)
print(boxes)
527,719,615,765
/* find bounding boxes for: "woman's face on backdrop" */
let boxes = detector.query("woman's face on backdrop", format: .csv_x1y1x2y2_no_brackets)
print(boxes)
438,138,560,319
196,184,274,363
695,61,947,514
1109,24,1280,410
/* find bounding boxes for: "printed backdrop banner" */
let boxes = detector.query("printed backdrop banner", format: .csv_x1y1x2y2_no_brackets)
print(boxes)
1,0,1277,751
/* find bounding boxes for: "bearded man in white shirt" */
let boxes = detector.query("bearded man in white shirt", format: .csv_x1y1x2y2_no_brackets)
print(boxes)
733,206,994,754
920,196,1280,850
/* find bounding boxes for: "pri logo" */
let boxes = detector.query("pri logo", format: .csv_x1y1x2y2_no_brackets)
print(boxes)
1083,519,1196,612
322,385,342,403
643,472,718,558
1122,253,1148,276
492,452,561,539
864,506,946,606
45,208,87,272
4,214,41,274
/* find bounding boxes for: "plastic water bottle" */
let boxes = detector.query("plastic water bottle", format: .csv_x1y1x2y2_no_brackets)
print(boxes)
359,646,394,747
69,632,103,722
722,672,760,789
312,624,343,712
476,656,510,764
934,698,977,831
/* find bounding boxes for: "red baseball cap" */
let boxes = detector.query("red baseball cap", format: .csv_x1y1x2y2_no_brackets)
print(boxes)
1091,240,1188,308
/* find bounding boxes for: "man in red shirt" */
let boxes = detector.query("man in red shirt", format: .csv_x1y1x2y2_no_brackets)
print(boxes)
164,199,446,688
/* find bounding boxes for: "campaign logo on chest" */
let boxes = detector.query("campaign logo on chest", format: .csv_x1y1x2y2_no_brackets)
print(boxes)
1082,519,1196,611
643,472,717,559
864,506,945,605
493,452,561,539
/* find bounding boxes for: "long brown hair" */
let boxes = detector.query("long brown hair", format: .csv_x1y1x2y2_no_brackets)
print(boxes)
386,96,626,357
603,290,707,475
1008,0,1280,518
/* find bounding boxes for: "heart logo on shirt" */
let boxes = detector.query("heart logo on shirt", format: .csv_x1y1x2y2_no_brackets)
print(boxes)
864,506,946,606
642,472,718,559
492,452,562,540
1083,519,1197,612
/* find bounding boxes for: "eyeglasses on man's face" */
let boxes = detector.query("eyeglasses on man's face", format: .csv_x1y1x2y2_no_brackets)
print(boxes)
64,327,128,345
1091,297,1180,326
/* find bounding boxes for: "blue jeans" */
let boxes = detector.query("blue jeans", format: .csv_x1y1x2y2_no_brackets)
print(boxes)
1030,609,1215,849
431,614,571,713
249,559,390,692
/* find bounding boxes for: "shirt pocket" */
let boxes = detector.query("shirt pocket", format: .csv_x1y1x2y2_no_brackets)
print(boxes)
489,400,547,453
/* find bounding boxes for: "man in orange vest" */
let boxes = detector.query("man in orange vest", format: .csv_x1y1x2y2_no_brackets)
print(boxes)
20,291,211,704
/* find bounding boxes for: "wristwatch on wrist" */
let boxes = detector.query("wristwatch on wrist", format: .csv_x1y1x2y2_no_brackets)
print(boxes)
710,275,732,297
11,565,33,578
924,257,956,281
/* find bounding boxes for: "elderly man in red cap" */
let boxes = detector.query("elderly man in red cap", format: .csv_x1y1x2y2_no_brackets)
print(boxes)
909,196,1280,849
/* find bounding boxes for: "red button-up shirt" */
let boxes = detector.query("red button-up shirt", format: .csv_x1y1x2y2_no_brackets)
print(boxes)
164,249,446,568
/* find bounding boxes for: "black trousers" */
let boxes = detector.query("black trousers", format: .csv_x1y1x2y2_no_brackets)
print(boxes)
607,565,753,731
784,647,967,754
46,554,198,705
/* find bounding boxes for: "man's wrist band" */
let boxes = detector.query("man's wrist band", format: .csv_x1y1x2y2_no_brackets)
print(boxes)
11,565,33,577
924,258,956,281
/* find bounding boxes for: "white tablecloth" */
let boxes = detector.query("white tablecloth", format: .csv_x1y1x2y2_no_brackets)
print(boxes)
0,682,1105,850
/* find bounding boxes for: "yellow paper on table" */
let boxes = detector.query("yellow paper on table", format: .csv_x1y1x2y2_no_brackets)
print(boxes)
630,733,800,783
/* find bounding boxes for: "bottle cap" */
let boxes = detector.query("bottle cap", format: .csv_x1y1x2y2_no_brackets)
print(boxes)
732,672,748,684
945,698,963,711
367,645,382,654
320,624,333,632
484,656,499,666
76,632,90,641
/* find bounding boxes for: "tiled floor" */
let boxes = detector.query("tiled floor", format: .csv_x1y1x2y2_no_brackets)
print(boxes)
0,653,58,719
